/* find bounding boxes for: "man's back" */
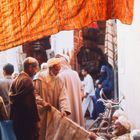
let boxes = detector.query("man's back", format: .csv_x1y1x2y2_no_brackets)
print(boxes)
0,76,13,104
59,69,85,127
10,72,39,140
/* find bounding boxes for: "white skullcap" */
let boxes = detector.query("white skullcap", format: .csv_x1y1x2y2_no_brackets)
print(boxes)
55,53,70,63
46,57,61,68
131,129,140,137
113,110,127,118
41,63,48,70
115,116,131,131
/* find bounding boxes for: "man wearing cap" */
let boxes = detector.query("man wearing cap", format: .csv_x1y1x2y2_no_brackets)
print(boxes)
9,57,40,140
111,116,132,140
33,57,71,140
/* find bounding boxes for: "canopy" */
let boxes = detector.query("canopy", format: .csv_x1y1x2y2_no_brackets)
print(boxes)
0,0,134,51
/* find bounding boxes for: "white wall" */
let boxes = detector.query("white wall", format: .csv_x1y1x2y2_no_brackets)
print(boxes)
51,31,74,55
0,47,20,78
117,0,140,128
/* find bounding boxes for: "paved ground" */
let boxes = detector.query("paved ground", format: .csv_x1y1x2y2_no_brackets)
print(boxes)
85,118,94,130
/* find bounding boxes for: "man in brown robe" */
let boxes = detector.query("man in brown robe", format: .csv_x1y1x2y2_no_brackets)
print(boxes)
9,57,40,140
33,57,71,140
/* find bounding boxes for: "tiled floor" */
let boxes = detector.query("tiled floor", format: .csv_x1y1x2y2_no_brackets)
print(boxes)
85,118,94,130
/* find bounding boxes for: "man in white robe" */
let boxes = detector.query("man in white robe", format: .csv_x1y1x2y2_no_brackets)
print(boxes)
81,67,95,118
33,57,71,140
56,54,85,127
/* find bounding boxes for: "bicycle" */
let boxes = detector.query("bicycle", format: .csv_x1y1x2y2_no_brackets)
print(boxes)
88,89,125,139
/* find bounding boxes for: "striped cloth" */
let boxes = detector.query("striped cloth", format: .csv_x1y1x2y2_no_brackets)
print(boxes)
0,0,134,51
105,20,117,68
46,106,89,140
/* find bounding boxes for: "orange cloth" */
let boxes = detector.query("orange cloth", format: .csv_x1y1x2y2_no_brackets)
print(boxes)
0,0,134,51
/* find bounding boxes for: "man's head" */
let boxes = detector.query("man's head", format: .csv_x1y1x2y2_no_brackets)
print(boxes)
23,57,39,78
41,63,48,70
55,53,71,70
100,65,107,77
3,63,14,76
55,53,70,64
112,110,127,123
113,116,131,136
46,57,61,76
81,67,89,77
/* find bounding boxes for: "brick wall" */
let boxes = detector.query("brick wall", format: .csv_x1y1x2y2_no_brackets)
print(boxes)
71,29,83,71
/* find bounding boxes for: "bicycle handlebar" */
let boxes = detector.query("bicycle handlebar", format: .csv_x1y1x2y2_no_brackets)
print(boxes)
97,89,125,107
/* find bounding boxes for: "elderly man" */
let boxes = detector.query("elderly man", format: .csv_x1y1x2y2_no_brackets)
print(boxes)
111,116,132,140
9,57,40,140
0,63,14,116
56,54,85,127
112,110,127,123
33,57,71,140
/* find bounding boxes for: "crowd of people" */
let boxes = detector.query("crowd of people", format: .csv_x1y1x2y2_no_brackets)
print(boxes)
0,54,137,140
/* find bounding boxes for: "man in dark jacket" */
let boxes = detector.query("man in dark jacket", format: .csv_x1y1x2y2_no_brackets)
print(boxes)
10,57,40,140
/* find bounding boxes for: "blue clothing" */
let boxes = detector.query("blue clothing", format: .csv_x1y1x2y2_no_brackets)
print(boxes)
92,95,105,120
92,65,114,119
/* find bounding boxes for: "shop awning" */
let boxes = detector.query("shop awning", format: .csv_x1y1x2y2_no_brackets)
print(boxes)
0,0,134,51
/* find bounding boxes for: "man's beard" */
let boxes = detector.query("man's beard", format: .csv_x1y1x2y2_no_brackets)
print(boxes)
112,129,120,136
49,70,57,77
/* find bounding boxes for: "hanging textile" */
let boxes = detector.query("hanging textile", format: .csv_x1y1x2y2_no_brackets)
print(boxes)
0,0,134,51
105,20,117,68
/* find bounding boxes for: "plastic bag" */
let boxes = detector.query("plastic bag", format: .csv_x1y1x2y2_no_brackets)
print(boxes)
0,120,17,140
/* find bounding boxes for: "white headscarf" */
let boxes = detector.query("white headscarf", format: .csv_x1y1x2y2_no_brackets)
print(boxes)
115,116,131,131
131,129,140,138
113,110,127,119
55,53,70,63
41,63,48,70
55,53,71,71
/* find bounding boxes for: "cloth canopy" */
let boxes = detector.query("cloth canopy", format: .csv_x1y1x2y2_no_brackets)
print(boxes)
0,0,134,51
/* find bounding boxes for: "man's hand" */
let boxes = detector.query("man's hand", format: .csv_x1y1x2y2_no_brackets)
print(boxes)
60,111,67,117
83,93,89,98
43,102,51,111
89,132,97,140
